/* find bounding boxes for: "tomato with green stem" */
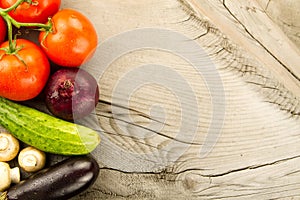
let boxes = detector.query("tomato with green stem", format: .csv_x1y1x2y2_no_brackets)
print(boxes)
0,39,50,101
0,16,6,44
39,9,98,67
0,0,61,23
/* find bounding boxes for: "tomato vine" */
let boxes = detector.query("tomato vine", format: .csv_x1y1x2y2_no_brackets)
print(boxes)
0,0,97,101
0,0,52,53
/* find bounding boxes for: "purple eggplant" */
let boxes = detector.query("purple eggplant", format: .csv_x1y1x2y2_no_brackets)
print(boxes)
1,156,100,200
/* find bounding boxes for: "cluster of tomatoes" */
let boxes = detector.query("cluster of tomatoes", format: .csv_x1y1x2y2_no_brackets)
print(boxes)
0,0,98,101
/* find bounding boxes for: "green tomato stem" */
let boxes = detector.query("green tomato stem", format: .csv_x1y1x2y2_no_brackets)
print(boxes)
2,13,14,52
0,0,52,53
10,17,52,30
0,0,24,13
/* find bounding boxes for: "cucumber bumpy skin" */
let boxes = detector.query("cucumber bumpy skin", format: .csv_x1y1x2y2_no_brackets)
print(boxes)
0,97,100,155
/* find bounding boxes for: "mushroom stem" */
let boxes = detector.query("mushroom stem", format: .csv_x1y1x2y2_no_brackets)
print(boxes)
10,167,21,184
0,162,20,192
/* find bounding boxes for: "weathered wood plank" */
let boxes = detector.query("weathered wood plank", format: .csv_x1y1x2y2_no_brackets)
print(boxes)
66,0,300,199
187,0,300,96
65,0,300,199
256,0,300,49
1,0,299,199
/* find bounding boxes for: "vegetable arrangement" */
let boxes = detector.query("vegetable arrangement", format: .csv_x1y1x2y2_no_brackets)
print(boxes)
0,0,101,199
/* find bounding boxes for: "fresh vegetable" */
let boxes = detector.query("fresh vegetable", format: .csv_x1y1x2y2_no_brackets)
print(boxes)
45,68,99,121
0,162,20,192
1,156,100,200
0,96,100,155
39,8,98,67
0,133,19,162
0,16,6,44
0,39,50,101
0,1,101,199
0,2,52,101
18,147,46,173
0,0,61,23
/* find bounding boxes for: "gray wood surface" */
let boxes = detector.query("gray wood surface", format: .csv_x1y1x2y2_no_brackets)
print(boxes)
70,0,300,199
1,0,299,199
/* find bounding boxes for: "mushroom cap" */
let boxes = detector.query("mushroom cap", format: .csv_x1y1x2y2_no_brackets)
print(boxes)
18,147,46,173
0,162,11,192
0,132,20,162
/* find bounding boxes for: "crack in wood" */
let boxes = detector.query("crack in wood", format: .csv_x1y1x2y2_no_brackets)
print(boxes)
174,2,299,117
222,0,300,83
100,154,300,179
98,99,167,125
75,154,300,199
97,101,202,146
87,187,137,199
177,0,222,41
175,1,300,118
265,0,271,11
97,112,202,146
204,154,300,178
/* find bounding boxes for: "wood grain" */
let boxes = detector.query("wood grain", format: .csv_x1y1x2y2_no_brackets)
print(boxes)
1,0,300,199
66,0,300,199
256,0,300,49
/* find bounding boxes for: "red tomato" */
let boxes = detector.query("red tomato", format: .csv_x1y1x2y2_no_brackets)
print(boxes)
0,39,50,101
39,9,98,67
0,0,61,23
0,17,6,44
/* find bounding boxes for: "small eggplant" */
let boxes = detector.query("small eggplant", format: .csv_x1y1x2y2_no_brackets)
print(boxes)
0,156,100,200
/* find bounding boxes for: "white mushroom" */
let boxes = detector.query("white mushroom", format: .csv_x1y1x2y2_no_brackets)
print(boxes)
18,147,46,173
0,132,20,162
0,162,20,192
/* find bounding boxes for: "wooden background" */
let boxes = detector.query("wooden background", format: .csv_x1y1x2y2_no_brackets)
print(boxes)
67,0,300,199
6,0,300,199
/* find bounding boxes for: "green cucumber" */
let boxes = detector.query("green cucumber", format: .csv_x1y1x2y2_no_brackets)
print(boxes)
0,97,100,155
